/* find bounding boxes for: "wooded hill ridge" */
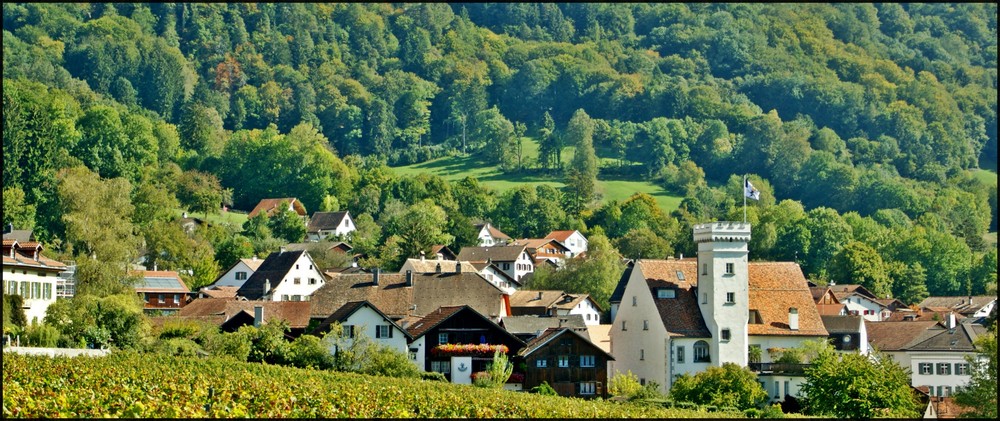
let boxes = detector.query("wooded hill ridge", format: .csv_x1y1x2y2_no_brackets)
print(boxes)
2,3,997,305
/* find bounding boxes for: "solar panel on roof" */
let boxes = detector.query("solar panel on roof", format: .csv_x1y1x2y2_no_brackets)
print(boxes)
138,277,184,289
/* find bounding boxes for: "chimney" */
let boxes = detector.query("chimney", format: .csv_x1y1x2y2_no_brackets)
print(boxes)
153,262,158,271
537,291,544,301
420,251,425,262
456,261,463,273
968,296,973,307
264,279,271,295
279,246,286,254
405,270,413,287
373,267,380,285
435,262,442,273
946,312,956,329
788,307,799,331
254,305,264,327
679,253,683,260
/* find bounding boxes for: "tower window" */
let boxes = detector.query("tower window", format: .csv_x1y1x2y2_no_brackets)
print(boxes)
643,320,649,330
702,263,708,275
702,293,707,304
725,263,734,274
726,292,735,304
721,329,731,341
632,296,637,306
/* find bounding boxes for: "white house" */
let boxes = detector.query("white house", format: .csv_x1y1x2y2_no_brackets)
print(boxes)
866,316,988,398
545,230,588,258
457,245,534,282
306,211,356,241
919,296,997,319
3,240,65,323
610,222,828,400
235,249,326,301
398,257,520,294
312,300,412,363
829,284,891,322
210,257,264,288
510,290,602,325
474,223,512,247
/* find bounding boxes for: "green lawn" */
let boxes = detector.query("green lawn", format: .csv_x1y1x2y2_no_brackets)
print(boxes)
392,139,683,213
173,208,248,228
971,168,997,186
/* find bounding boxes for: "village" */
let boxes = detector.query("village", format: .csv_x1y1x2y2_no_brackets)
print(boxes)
5,197,993,417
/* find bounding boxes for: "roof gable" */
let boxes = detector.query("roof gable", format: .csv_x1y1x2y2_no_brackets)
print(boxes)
545,230,582,243
307,211,350,232
310,300,412,339
457,245,527,263
248,198,306,218
236,250,313,300
517,327,614,360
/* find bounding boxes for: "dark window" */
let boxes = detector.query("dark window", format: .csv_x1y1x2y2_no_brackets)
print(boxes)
725,263,734,274
580,355,595,367
643,320,649,330
726,292,735,304
676,346,685,363
721,329,731,341
694,341,710,362
937,363,952,375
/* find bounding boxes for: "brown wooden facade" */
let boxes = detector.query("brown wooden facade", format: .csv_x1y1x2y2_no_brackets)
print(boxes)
518,328,613,399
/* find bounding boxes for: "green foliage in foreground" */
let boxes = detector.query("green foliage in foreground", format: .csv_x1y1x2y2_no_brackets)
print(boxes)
2,352,737,418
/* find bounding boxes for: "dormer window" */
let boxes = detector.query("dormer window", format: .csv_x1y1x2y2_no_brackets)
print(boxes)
657,289,676,299
749,310,763,324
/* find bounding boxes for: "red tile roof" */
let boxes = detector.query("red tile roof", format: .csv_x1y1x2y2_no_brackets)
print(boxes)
864,320,939,351
247,198,307,218
177,298,312,329
544,230,578,242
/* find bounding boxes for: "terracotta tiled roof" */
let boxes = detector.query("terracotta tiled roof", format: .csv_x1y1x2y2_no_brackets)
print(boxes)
865,320,940,351
517,327,614,360
544,230,578,242
241,258,265,271
816,303,847,316
2,241,67,271
475,223,511,241
200,286,240,299
310,300,412,338
513,238,569,252
309,271,506,321
306,211,350,232
457,245,527,263
405,305,466,338
828,284,880,301
919,296,997,315
634,259,827,337
401,258,478,274
2,239,16,247
747,263,828,336
247,198,306,218
177,298,312,329
501,315,587,336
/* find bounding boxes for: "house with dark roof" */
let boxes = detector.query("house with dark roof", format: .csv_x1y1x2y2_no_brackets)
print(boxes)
177,298,312,337
545,230,588,258
820,314,868,354
428,245,457,261
510,290,602,325
809,285,847,316
610,222,828,401
247,198,307,219
517,327,614,398
3,239,66,322
474,222,511,246
132,270,191,315
457,245,534,282
919,296,996,319
306,211,355,241
405,305,525,383
235,249,325,301
866,315,988,398
311,269,510,325
311,300,412,359
501,314,587,343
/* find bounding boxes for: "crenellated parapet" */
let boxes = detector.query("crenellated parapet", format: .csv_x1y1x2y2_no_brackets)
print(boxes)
693,221,751,244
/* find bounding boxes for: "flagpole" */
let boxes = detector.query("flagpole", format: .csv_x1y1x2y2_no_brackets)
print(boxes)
743,175,747,223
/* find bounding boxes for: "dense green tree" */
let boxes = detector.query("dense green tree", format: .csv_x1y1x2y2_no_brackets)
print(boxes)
670,363,769,410
614,227,673,260
801,349,919,418
528,230,622,308
267,204,307,243
829,241,893,298
565,109,598,213
954,324,997,419
3,186,37,230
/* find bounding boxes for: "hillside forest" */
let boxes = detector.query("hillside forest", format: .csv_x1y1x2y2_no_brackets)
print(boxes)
3,3,997,308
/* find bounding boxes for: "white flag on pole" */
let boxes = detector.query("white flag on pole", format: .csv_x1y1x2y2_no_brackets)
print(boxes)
744,178,760,201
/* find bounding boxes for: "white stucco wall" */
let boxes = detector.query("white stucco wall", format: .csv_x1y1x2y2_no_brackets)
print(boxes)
561,232,588,258
695,223,750,367
498,251,534,282
842,295,886,322
4,267,58,324
331,306,408,355
212,260,259,288
909,351,975,396
270,253,326,301
563,299,602,325
610,264,671,393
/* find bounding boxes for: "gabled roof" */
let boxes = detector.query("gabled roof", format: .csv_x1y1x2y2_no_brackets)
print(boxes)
307,211,351,233
470,262,521,285
609,261,634,304
517,327,614,361
633,259,828,338
429,245,457,261
510,290,600,312
809,286,840,303
310,271,506,320
240,257,265,271
2,229,33,242
2,240,66,272
310,300,412,339
815,303,847,316
132,270,189,293
457,245,527,263
545,230,582,243
405,305,467,338
236,250,313,300
475,223,511,241
829,284,880,301
919,296,997,315
513,238,570,252
501,315,587,336
200,286,240,299
820,315,863,334
285,241,354,254
401,258,478,274
247,198,307,218
177,298,312,329
907,322,986,352
865,321,941,351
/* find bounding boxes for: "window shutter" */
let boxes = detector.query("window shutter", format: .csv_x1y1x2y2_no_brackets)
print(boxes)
388,326,393,338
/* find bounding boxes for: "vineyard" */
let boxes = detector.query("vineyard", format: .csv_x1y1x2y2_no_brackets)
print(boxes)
3,352,733,418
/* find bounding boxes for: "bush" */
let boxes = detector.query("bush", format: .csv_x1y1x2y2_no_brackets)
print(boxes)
530,381,558,396
359,345,421,378
205,330,251,361
669,363,768,410
761,404,785,418
25,322,60,347
631,381,664,400
151,337,203,356
288,334,334,369
608,370,643,398
744,408,762,418
420,371,447,382
674,402,697,410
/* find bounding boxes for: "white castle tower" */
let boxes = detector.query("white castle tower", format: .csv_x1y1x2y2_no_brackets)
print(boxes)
693,221,751,366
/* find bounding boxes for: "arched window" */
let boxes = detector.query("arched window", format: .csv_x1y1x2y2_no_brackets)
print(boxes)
693,340,710,363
